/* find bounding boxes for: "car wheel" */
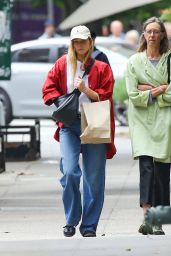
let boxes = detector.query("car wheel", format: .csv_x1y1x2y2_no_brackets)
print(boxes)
0,88,13,124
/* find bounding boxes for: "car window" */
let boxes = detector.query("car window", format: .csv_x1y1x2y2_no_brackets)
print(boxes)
12,48,50,63
109,44,135,58
58,46,68,59
50,45,68,63
96,46,128,77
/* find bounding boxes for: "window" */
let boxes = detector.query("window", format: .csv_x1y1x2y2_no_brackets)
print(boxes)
12,48,50,63
50,45,68,63
58,46,67,59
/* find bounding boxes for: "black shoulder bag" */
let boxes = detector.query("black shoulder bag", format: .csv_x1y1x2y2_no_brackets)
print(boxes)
167,52,171,84
52,59,95,126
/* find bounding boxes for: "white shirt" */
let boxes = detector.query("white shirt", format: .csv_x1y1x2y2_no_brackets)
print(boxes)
66,58,91,111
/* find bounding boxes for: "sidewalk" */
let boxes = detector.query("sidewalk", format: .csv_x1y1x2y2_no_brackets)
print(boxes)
0,236,171,256
0,121,171,255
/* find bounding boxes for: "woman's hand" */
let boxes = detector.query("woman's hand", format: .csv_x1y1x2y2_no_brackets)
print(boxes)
75,76,86,92
160,84,168,92
151,84,168,97
74,76,99,101
138,84,168,97
138,84,153,91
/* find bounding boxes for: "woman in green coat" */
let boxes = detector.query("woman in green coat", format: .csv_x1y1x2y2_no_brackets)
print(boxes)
126,17,171,235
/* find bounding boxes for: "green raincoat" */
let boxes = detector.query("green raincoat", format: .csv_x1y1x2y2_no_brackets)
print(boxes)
126,50,171,163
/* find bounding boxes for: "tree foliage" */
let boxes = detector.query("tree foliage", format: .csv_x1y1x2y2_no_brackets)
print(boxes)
31,0,64,9
160,6,171,22
103,0,171,31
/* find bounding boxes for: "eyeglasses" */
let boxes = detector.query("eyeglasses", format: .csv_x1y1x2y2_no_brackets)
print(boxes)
144,30,161,35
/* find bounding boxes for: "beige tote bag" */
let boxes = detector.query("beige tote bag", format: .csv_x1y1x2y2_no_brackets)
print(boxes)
80,100,111,144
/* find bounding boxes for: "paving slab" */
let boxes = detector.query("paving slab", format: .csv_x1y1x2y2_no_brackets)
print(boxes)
0,236,171,256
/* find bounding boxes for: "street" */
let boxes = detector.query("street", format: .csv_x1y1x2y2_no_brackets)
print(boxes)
0,120,171,255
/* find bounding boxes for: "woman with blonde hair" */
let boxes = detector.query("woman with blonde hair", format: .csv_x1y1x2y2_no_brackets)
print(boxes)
42,25,116,237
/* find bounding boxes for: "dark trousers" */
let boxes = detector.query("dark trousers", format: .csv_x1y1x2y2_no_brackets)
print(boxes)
139,156,170,207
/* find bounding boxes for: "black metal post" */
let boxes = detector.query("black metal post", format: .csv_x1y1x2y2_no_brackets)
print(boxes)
35,119,41,158
0,132,5,173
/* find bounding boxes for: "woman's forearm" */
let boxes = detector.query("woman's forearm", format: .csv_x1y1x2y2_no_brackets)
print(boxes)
75,77,99,101
138,84,153,91
138,84,168,97
82,86,99,101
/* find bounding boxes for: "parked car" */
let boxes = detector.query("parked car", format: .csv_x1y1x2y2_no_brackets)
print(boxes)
95,36,136,58
0,37,130,124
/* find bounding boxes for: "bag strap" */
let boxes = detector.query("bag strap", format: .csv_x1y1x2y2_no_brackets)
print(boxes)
82,58,95,78
74,58,95,96
167,52,171,84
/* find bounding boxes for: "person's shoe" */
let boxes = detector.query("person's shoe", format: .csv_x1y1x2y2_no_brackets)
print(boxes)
63,225,76,237
153,224,165,235
82,230,96,237
138,221,153,235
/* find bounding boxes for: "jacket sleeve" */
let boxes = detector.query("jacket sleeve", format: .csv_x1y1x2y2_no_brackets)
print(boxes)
93,64,114,101
42,60,63,106
125,60,150,108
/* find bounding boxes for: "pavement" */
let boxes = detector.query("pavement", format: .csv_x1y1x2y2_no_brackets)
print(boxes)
0,120,171,255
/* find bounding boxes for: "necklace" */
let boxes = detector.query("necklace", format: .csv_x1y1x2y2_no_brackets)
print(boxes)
147,53,161,61
148,56,160,61
146,49,161,60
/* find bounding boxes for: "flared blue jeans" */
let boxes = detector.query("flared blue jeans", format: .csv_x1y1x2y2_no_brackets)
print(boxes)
59,119,106,234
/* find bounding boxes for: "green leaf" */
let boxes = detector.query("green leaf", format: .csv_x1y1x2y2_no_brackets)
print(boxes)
160,6,171,22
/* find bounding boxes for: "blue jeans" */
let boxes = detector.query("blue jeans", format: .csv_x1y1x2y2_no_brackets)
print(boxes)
59,119,106,234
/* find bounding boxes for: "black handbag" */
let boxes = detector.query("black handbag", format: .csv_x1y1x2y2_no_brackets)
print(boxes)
167,52,171,84
52,88,81,126
52,59,95,126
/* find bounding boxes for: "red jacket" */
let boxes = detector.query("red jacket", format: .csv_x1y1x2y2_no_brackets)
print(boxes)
42,55,116,159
